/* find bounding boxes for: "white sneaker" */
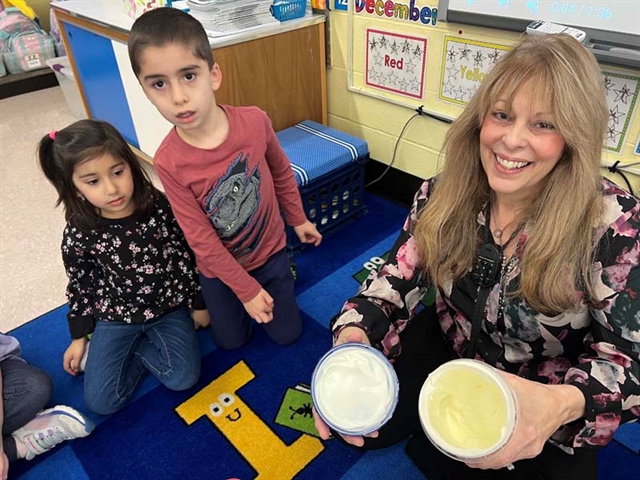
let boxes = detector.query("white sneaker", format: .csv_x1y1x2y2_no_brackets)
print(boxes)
12,405,95,460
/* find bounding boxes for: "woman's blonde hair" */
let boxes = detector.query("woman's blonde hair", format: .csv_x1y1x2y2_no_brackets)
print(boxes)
414,34,608,313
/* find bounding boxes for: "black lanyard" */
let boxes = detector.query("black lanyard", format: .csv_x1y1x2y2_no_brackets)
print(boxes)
465,208,521,358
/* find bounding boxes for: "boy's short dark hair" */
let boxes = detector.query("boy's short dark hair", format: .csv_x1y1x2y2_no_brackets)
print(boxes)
128,8,214,77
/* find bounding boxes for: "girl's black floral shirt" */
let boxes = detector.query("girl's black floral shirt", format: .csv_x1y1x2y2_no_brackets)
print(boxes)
62,194,200,339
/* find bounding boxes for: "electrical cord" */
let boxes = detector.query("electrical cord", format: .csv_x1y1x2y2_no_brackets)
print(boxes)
615,161,640,170
366,106,448,188
605,161,635,196
365,112,419,188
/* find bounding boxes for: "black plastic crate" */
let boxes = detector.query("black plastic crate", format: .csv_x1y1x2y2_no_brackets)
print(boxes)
286,159,368,255
277,120,370,256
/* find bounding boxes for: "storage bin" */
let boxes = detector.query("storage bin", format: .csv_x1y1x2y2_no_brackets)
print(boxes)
276,120,369,255
270,0,307,22
45,56,86,119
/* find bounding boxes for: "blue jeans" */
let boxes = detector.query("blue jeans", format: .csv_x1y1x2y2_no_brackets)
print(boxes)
84,307,201,415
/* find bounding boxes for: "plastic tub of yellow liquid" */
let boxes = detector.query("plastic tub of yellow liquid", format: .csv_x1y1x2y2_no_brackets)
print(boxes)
311,343,399,436
418,359,518,463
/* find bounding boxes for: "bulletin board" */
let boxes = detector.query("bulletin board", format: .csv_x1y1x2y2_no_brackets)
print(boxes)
346,1,456,121
347,3,640,161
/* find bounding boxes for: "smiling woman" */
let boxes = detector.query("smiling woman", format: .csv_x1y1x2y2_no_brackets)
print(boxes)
314,33,640,480
479,82,567,215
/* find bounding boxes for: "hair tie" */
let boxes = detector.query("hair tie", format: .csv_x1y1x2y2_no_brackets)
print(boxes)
49,130,57,141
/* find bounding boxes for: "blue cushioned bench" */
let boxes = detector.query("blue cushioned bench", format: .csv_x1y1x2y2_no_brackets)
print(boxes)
277,120,370,255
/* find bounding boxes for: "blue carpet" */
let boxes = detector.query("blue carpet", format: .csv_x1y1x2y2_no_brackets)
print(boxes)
6,193,639,479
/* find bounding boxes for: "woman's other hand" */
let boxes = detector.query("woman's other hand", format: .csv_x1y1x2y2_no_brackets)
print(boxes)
316,325,376,445
334,326,371,347
312,406,379,447
469,370,585,470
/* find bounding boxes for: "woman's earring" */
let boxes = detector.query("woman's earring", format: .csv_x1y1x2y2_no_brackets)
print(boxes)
78,195,86,202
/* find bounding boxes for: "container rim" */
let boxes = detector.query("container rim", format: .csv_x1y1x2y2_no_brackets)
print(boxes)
418,359,518,462
311,342,399,436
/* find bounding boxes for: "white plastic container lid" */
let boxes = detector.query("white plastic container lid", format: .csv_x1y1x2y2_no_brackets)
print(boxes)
311,343,399,436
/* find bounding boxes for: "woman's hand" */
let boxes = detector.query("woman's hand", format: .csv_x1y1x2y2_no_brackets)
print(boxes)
334,326,371,347
312,325,376,446
63,337,88,376
469,371,586,470
243,289,274,323
312,406,379,447
1,447,9,480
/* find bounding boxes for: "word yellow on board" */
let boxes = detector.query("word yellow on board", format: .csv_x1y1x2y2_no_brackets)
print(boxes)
459,65,485,83
355,0,438,26
176,361,324,479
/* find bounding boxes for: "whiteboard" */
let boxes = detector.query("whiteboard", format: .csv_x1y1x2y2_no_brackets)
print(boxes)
440,0,640,68
446,0,639,37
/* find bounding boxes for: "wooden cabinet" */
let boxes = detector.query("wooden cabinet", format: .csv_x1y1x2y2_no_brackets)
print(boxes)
53,2,327,159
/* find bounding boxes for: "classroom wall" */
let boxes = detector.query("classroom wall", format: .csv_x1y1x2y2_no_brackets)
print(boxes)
326,7,640,193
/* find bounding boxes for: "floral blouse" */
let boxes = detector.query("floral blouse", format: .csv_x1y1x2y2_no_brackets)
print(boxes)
332,177,640,452
62,194,200,339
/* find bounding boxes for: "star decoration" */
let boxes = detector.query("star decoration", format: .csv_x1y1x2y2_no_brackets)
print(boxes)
609,105,625,125
387,70,399,86
447,62,459,83
613,84,632,104
405,58,417,74
606,124,621,143
443,81,456,97
473,50,485,68
459,44,471,60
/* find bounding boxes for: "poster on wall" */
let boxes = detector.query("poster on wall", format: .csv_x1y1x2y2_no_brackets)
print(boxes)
438,36,510,106
365,29,428,100
601,70,640,154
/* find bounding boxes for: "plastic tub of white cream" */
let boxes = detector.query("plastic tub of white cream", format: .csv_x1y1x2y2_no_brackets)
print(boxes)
418,359,518,463
311,343,399,436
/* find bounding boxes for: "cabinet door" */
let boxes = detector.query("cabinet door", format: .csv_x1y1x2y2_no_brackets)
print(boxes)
63,23,139,147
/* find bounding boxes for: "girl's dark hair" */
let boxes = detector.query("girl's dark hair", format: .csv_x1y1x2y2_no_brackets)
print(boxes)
38,119,159,231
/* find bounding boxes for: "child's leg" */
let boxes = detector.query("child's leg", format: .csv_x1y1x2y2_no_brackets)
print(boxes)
252,249,303,346
83,320,148,415
136,307,200,391
1,358,53,462
199,274,252,350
